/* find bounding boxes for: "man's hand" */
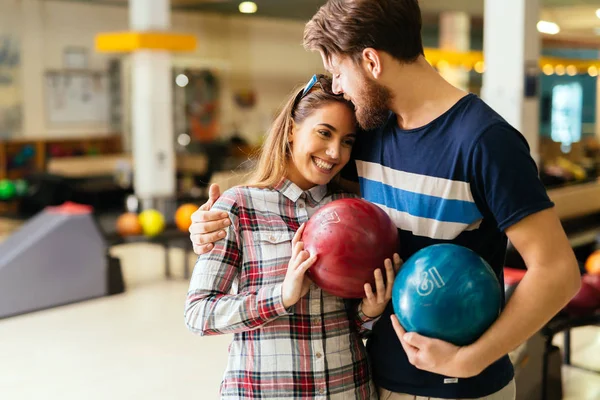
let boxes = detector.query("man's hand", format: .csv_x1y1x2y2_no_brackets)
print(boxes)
189,184,230,255
390,315,482,378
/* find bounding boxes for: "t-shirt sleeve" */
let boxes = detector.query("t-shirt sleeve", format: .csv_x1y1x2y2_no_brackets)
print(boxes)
470,124,555,232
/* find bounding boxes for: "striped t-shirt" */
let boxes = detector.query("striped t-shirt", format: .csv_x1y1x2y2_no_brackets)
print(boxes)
343,94,554,398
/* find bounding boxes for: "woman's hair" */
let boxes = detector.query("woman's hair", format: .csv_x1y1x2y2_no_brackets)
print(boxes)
246,75,356,189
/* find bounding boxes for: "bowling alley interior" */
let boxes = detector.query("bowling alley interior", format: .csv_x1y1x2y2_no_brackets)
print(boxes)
1,0,600,399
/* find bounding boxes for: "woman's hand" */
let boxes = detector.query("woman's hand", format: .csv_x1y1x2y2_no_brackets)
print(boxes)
361,253,401,318
282,224,317,308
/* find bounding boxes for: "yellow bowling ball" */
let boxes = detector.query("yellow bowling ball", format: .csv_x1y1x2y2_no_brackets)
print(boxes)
138,209,165,237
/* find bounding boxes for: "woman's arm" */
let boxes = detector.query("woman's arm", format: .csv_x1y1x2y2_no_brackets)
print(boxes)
184,193,291,336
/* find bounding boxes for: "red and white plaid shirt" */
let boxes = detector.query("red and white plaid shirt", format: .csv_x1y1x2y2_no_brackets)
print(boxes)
185,179,378,399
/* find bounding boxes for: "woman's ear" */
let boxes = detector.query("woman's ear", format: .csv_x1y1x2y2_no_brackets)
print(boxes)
288,121,295,143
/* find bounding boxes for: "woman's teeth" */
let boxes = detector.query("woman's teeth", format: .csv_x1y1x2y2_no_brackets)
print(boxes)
313,157,334,171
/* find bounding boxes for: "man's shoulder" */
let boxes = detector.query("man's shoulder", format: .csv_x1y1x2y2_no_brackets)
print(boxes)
436,95,522,152
455,95,512,133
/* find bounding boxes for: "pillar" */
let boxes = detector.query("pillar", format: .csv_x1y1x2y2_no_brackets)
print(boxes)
438,12,470,91
481,0,541,163
129,0,175,207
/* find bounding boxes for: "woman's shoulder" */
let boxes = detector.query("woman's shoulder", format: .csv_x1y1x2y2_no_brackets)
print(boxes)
216,185,280,211
222,185,276,199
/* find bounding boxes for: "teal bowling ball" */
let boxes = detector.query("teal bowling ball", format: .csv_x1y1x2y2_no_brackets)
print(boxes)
392,244,502,346
22,145,35,158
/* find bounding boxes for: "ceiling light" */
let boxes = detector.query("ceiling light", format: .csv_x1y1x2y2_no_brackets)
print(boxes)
542,64,554,75
474,61,485,74
436,60,449,70
175,74,189,87
177,133,191,146
537,21,560,35
239,1,257,14
596,8,600,19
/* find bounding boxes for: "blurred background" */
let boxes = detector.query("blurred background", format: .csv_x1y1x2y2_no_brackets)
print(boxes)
0,0,600,399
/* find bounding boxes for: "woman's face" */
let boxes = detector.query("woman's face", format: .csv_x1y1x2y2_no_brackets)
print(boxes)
286,102,357,190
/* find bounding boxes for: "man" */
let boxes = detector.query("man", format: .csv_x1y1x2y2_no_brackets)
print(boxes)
188,1,581,399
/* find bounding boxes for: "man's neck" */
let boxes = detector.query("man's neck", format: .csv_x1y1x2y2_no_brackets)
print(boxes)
387,56,468,130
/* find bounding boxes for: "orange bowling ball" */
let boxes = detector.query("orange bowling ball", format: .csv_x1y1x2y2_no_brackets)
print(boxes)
585,250,600,275
116,212,142,236
175,203,199,232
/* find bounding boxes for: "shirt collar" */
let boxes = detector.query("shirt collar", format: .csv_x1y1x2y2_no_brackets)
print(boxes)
273,178,328,204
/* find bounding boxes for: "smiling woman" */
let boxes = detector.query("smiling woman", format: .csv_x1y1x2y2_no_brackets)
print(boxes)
184,75,398,399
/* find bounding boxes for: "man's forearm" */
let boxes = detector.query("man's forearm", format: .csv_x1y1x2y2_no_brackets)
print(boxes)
463,262,580,371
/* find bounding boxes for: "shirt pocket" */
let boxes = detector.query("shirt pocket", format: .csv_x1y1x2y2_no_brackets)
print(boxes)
242,230,294,287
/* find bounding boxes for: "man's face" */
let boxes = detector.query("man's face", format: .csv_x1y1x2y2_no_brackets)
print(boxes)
323,53,392,131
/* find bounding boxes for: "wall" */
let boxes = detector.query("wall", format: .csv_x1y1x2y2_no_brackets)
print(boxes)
0,0,24,138
2,0,325,144
4,1,598,144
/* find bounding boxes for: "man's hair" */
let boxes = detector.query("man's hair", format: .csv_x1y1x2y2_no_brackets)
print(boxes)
304,0,424,64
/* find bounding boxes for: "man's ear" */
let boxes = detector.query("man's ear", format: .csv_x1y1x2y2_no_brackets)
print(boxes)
361,48,383,79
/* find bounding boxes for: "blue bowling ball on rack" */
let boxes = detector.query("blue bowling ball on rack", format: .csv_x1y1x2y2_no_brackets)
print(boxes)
392,244,502,346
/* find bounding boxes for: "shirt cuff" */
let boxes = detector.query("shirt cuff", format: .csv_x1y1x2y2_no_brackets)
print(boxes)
257,284,292,320
357,302,382,330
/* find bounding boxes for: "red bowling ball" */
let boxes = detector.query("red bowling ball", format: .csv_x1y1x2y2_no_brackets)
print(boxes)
302,198,399,298
582,274,600,298
564,279,600,315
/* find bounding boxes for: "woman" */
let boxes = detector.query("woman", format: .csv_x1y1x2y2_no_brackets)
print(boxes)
184,75,399,399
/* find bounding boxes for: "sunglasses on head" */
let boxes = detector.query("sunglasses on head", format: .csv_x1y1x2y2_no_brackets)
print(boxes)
292,74,339,109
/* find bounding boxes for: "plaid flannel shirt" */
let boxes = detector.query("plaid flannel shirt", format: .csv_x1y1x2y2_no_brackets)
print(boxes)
185,179,378,399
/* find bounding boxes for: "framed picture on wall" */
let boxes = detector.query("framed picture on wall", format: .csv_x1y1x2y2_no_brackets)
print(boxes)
63,47,88,70
44,70,109,125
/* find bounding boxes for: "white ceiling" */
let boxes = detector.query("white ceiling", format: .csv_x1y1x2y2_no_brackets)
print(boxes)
540,5,600,43
420,0,600,44
46,0,600,45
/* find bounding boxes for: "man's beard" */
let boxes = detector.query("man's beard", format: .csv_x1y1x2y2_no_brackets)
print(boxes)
354,78,392,131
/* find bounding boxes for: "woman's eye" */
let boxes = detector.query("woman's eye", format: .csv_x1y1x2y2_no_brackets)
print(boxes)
343,139,355,147
318,130,331,137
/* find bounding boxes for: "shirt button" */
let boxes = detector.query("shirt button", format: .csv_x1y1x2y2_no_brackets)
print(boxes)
312,317,320,325
268,235,276,242
318,388,325,395
316,352,322,358
298,203,305,209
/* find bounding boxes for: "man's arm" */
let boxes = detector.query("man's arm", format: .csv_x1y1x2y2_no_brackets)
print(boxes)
460,206,580,374
393,207,580,378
